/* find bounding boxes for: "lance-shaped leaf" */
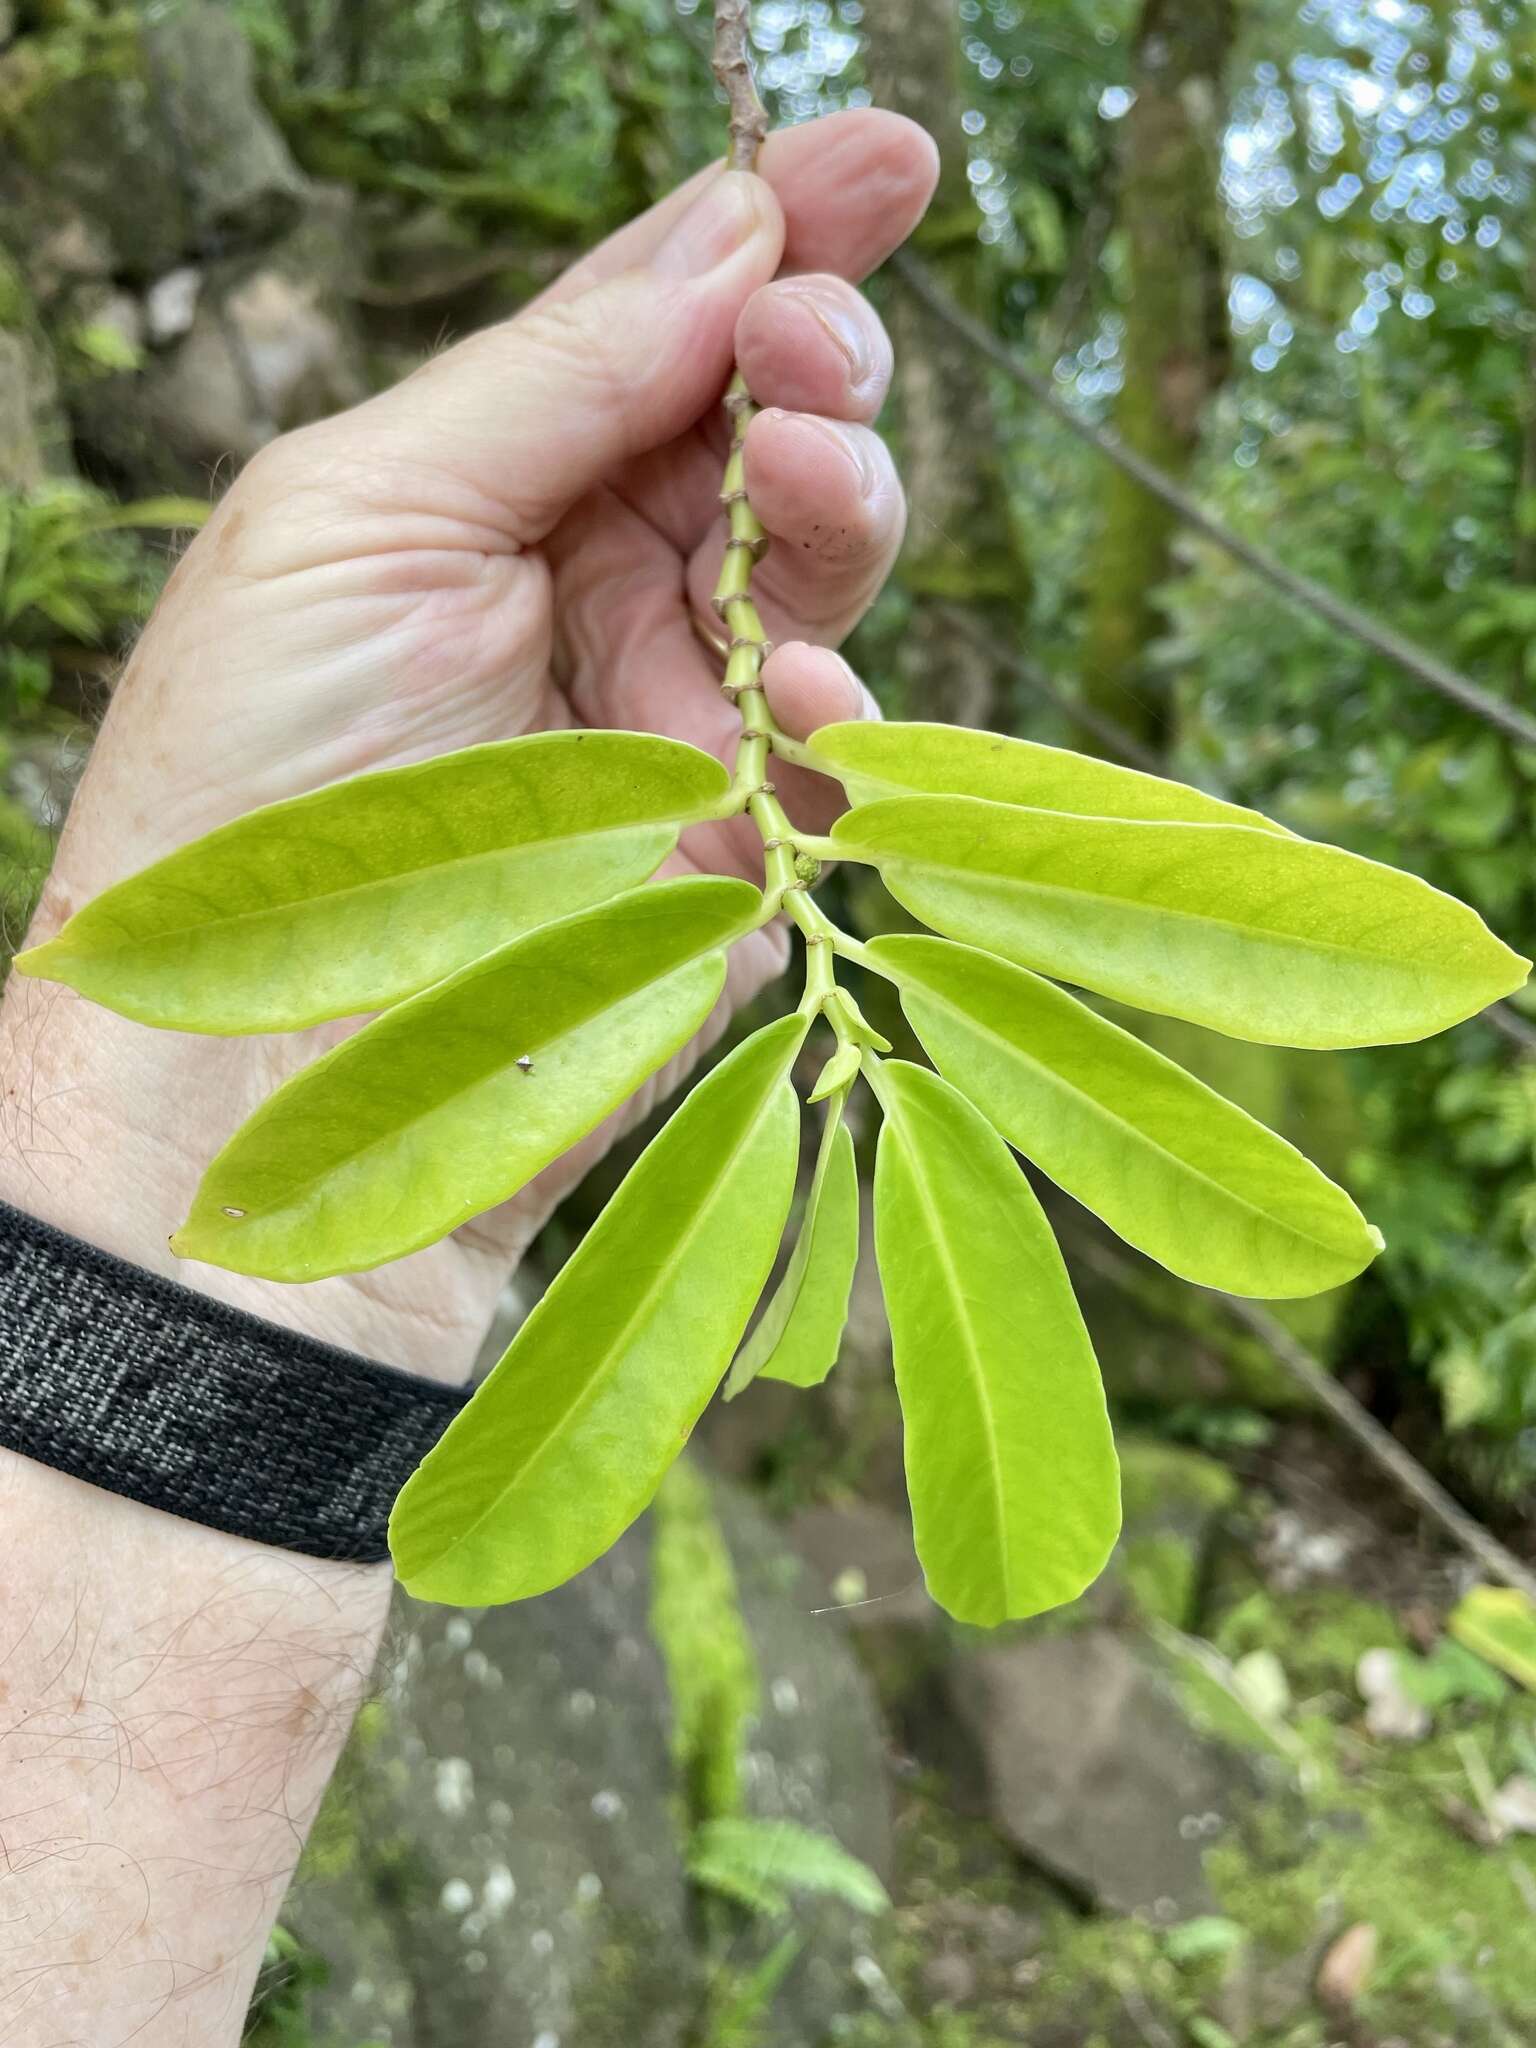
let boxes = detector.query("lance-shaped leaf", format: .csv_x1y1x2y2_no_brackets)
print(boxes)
871,1059,1120,1626
391,1013,805,1606
16,730,728,1033
725,1095,859,1398
173,876,759,1281
806,719,1286,833
835,796,1528,1048
869,934,1381,1298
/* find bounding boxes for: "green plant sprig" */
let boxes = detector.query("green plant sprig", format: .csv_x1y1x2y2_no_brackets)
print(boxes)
13,6,1529,1631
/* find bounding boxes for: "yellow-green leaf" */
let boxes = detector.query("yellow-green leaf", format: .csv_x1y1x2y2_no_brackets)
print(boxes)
1449,1585,1536,1693
17,730,727,1033
390,1013,806,1606
807,719,1286,832
834,796,1528,1048
172,877,757,1281
725,1097,859,1397
871,1059,1120,1626
869,934,1381,1298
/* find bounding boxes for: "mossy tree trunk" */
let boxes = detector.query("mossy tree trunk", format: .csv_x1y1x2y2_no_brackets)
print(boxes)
1081,0,1234,748
863,0,1027,730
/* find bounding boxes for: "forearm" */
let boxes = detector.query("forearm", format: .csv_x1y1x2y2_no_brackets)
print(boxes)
0,1450,387,2044
1,955,409,2043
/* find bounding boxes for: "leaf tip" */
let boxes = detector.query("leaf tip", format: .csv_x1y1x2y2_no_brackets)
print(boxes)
10,941,58,981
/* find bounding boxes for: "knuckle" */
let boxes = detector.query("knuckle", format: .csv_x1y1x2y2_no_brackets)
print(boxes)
508,293,639,437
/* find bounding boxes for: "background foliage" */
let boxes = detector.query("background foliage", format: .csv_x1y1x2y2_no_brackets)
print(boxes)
4,0,1536,2042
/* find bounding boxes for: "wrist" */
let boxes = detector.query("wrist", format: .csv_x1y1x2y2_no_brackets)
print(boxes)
0,1450,390,2048
0,963,486,1378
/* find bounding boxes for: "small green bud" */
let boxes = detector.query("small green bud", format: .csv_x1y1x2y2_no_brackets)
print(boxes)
808,1039,861,1103
793,849,822,886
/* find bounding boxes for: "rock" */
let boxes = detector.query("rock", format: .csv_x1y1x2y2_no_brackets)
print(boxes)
143,6,305,255
145,265,202,345
1260,1505,1359,1591
787,1501,933,1628
946,1628,1268,1920
1492,1773,1536,1837
286,1471,892,2048
921,1948,977,2007
81,192,368,490
66,284,145,367
682,1479,896,2048
0,326,67,488
0,7,303,284
1356,1647,1432,1743
1104,1437,1239,1629
1316,1920,1378,2010
144,265,364,464
0,196,114,311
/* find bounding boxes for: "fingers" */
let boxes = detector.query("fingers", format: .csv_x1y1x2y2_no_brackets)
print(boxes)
760,642,879,834
735,274,893,422
538,108,939,306
686,407,905,645
762,641,879,738
287,172,787,552
607,273,894,554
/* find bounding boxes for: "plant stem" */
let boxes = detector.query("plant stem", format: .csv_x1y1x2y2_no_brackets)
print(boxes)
708,2,894,1077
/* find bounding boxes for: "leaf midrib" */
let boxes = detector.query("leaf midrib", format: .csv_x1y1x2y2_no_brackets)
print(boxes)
209,947,726,1224
836,757,1273,832
907,976,1359,1266
870,836,1451,975
66,816,676,957
416,1071,785,1578
887,1095,1014,1614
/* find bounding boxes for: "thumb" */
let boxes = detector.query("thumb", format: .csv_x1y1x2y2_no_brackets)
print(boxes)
349,172,785,543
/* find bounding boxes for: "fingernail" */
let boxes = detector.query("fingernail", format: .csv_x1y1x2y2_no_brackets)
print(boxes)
783,279,876,389
652,172,763,281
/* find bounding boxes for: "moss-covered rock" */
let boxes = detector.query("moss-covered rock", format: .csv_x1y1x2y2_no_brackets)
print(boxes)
282,1468,893,2048
0,5,302,283
0,246,69,487
1109,1437,1240,1629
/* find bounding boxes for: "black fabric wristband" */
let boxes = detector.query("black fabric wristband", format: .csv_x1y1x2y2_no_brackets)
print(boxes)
0,1201,470,1560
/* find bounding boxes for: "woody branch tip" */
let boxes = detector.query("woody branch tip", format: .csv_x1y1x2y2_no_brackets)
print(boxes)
713,0,768,172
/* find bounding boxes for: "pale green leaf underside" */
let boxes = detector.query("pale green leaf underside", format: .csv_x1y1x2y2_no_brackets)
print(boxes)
872,1060,1120,1627
174,876,758,1282
869,934,1380,1299
835,795,1528,1048
807,719,1287,833
687,1817,891,1918
725,1098,859,1398
17,729,728,1033
390,1012,806,1606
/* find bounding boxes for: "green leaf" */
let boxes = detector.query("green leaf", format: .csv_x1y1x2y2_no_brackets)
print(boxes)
868,934,1381,1298
835,796,1529,1048
870,1059,1120,1626
725,1097,859,1397
390,1013,805,1606
82,494,211,532
1449,1586,1536,1693
17,730,728,1033
172,877,758,1281
806,719,1287,832
687,1818,890,1918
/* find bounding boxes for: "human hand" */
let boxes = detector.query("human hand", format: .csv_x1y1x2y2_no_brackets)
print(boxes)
0,109,938,1377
